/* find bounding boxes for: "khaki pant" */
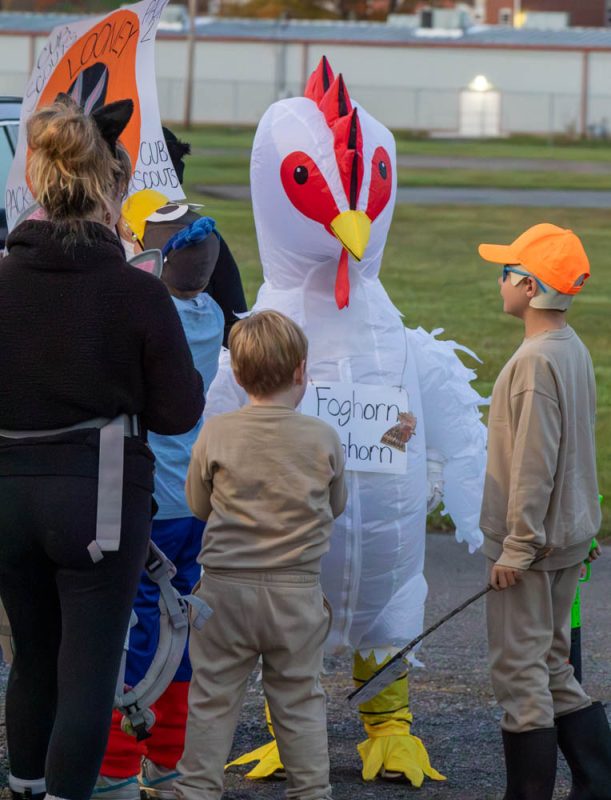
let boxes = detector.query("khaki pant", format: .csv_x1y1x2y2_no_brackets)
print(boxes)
486,559,591,733
175,570,332,800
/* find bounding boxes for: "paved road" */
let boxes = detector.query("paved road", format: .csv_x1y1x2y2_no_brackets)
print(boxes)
2,534,609,799
395,187,611,207
197,147,611,175
197,183,611,208
396,154,611,174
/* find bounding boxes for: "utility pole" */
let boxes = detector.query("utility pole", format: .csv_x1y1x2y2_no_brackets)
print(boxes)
183,0,197,129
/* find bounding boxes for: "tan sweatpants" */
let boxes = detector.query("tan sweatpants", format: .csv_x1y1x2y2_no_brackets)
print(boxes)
175,570,332,800
486,559,591,733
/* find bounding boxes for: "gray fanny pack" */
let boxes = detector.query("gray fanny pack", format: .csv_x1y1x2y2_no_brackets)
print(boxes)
0,414,140,562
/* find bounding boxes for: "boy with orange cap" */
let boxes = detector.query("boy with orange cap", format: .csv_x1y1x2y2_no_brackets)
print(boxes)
477,223,610,800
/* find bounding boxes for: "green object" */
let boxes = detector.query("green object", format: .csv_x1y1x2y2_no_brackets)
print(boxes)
571,544,595,630
571,496,603,631
572,585,582,630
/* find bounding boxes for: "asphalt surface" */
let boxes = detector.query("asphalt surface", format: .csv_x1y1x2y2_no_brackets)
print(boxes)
196,146,611,208
2,533,609,799
196,184,611,208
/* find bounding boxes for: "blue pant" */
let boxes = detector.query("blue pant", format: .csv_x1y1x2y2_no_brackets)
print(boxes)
125,517,204,686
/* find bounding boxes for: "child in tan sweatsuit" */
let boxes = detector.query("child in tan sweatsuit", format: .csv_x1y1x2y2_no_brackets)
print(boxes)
174,310,347,800
478,223,609,800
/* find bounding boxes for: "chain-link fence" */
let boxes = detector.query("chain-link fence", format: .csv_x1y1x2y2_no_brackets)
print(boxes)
4,63,611,139
159,76,611,139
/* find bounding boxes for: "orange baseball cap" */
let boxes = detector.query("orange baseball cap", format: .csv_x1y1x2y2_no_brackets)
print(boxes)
478,223,590,295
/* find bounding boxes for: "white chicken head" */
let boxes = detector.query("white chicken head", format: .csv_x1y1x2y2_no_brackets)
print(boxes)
251,56,397,309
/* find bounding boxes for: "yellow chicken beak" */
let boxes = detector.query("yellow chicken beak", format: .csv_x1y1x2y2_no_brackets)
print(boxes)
330,210,371,262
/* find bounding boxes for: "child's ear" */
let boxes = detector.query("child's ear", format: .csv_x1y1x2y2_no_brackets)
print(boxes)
525,277,538,298
294,360,306,385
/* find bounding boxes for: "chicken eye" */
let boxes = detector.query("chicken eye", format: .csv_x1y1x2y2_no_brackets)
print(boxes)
281,151,340,229
366,146,392,222
294,166,309,184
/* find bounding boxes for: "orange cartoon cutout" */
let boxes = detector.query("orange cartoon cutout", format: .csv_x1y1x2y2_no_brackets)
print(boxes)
380,412,417,452
29,9,142,180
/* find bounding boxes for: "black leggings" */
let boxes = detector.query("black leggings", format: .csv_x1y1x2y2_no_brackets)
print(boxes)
0,474,151,800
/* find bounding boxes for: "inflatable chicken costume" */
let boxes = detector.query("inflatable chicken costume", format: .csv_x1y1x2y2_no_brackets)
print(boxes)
206,57,487,786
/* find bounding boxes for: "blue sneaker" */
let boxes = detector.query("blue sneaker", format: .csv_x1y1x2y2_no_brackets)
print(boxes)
91,775,140,800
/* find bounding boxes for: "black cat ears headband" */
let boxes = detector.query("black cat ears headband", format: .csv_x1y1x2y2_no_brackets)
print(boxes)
55,92,134,156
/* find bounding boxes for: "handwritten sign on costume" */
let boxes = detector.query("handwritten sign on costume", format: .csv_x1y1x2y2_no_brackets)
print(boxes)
301,382,410,475
4,0,183,231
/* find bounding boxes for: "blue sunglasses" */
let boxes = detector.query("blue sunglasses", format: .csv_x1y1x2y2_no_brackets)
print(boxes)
502,265,548,294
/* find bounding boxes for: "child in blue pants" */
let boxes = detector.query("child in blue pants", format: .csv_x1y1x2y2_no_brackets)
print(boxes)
96,214,226,800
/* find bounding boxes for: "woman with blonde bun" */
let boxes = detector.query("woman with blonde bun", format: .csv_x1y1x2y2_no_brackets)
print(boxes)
0,96,204,800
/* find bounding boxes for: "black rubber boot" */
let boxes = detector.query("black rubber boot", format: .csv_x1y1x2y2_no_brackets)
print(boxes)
501,727,557,800
557,701,611,800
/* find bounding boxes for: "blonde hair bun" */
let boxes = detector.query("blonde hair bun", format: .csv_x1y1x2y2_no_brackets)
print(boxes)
26,95,131,229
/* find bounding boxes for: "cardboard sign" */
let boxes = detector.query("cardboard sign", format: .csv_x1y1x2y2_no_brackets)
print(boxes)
5,0,183,231
301,382,411,474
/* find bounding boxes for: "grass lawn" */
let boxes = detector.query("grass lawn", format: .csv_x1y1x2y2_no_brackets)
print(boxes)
186,153,251,186
185,187,611,536
183,156,611,191
393,135,611,163
175,125,611,163
176,126,611,190
174,125,255,151
398,169,611,191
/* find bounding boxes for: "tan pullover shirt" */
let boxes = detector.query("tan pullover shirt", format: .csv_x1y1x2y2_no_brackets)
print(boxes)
186,405,347,574
481,326,600,571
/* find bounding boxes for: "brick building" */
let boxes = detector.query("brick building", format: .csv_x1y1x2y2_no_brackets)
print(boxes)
485,0,610,27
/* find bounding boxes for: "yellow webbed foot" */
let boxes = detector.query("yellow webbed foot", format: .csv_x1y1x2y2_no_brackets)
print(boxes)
225,739,285,780
353,650,446,787
225,700,285,780
358,721,446,786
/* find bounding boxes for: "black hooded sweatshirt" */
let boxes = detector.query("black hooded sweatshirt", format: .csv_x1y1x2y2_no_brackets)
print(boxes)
0,220,204,490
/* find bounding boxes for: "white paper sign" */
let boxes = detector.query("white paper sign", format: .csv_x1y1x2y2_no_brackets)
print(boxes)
301,381,412,474
5,0,183,231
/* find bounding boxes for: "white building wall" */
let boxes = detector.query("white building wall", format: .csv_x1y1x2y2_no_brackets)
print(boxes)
300,44,584,133
0,35,31,96
585,51,611,134
0,30,601,136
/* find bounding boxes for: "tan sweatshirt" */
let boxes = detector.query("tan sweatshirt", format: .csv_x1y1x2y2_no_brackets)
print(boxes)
186,405,347,574
481,326,600,571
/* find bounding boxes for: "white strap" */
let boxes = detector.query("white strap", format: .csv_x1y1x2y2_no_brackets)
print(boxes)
9,775,47,795
88,416,126,561
183,594,213,630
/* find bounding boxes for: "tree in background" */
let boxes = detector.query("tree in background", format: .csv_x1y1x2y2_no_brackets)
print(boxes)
220,0,476,21
0,0,124,11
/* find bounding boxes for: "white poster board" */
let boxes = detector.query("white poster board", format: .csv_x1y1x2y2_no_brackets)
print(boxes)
301,382,412,475
5,0,183,232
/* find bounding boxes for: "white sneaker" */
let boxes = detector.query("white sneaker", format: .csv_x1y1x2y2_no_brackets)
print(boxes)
91,775,140,800
138,758,180,800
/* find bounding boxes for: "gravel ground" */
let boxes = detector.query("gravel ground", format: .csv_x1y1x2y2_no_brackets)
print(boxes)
2,533,610,799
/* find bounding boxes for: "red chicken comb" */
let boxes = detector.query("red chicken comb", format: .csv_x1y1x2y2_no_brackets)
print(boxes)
333,107,363,211
318,74,352,127
305,64,364,211
303,56,368,309
304,55,335,105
